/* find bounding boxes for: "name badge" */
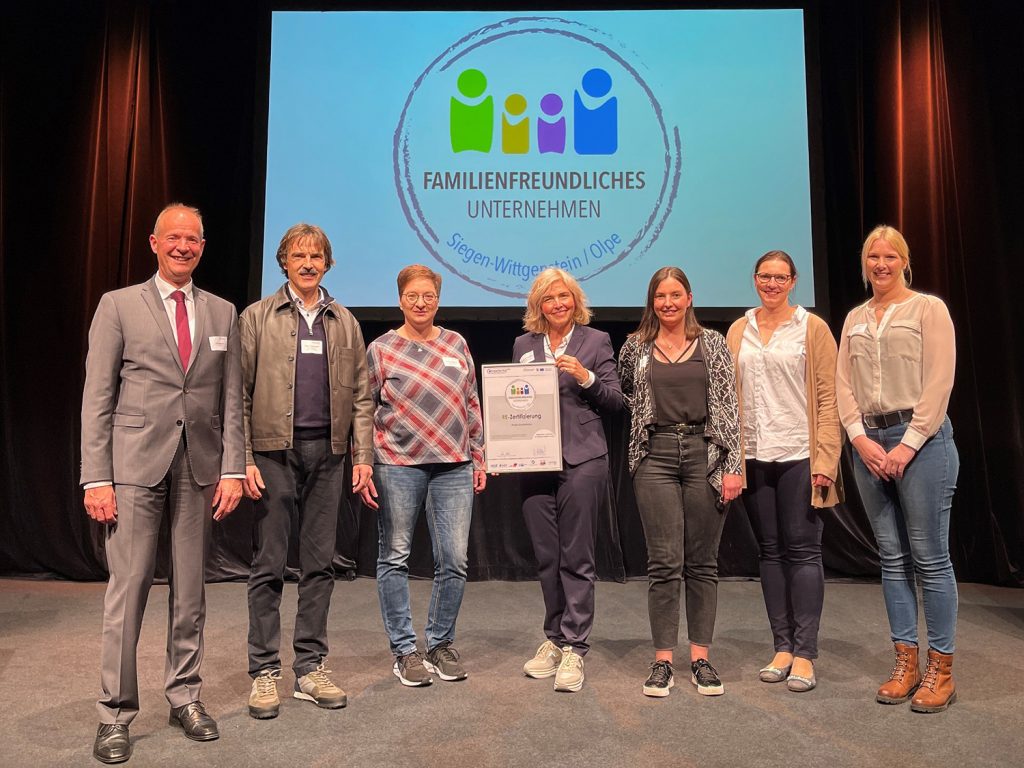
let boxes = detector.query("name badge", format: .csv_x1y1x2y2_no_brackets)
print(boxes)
442,355,463,369
519,350,535,363
849,323,869,336
208,336,228,351
640,355,649,369
301,340,324,355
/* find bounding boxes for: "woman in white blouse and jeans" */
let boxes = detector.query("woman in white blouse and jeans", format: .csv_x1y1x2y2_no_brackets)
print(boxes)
836,226,959,713
727,251,843,693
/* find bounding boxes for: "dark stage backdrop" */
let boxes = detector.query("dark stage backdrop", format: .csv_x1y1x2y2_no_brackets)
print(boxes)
1,1,1021,586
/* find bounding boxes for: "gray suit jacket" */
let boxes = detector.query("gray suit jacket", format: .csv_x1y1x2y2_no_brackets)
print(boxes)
81,277,245,488
512,324,623,466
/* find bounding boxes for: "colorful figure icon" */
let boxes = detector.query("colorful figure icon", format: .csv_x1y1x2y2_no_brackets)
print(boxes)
502,93,529,154
573,68,617,155
451,69,493,153
537,93,566,154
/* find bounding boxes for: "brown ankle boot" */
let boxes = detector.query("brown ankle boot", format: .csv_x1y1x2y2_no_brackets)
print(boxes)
876,642,920,704
910,649,956,712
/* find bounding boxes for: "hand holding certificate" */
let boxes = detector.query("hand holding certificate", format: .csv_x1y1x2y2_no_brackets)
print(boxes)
481,363,562,473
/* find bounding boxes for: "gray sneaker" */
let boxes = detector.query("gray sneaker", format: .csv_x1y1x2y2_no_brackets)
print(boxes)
423,641,467,681
294,662,347,708
523,640,563,678
554,646,584,692
249,668,282,719
393,650,433,687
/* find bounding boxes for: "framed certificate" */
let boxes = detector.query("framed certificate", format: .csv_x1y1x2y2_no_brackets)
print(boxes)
481,363,562,473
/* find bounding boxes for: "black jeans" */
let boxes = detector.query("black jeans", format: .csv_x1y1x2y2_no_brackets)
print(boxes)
743,458,823,659
247,438,345,678
633,431,726,649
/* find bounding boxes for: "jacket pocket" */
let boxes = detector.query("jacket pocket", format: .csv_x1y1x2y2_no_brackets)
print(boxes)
577,410,601,425
211,415,222,430
333,347,355,389
112,413,145,428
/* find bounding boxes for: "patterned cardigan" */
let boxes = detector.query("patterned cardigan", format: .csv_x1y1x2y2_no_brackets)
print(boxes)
618,328,743,493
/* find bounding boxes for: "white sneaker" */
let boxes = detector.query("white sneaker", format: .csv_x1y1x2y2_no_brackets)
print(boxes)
554,646,584,692
523,640,563,679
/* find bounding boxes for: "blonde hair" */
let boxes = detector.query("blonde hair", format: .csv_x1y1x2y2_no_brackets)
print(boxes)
861,225,912,287
523,268,592,333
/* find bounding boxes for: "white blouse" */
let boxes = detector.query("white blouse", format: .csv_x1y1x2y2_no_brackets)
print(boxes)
737,306,810,462
836,292,955,450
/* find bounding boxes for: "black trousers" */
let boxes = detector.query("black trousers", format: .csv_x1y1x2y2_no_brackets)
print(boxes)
743,458,823,659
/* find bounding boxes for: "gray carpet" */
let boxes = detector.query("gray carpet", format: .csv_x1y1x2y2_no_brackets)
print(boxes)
0,578,1021,767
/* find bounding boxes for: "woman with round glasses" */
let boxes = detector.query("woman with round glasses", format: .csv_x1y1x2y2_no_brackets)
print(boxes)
619,266,742,698
514,268,622,693
836,226,959,712
726,251,843,693
367,265,487,687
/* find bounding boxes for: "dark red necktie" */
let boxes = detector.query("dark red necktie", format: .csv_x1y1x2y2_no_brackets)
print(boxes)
171,290,192,372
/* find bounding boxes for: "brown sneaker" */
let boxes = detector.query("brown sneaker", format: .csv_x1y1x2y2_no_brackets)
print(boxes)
876,642,920,704
910,649,956,713
248,669,282,719
294,661,348,708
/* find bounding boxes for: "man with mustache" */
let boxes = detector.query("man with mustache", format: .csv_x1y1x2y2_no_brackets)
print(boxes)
240,223,375,719
82,203,245,763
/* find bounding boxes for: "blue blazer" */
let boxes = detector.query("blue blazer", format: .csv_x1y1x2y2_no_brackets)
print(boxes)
512,324,623,466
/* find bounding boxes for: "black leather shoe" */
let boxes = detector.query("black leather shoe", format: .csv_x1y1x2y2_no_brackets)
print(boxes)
168,701,219,741
93,724,131,764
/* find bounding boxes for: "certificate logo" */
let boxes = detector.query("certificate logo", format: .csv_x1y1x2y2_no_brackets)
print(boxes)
394,16,682,297
505,380,535,409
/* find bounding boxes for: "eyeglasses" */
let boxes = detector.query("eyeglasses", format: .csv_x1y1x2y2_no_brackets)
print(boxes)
402,292,438,305
541,292,573,306
754,273,793,285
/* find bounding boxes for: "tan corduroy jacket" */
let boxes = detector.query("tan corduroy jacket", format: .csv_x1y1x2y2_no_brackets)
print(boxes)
726,310,844,508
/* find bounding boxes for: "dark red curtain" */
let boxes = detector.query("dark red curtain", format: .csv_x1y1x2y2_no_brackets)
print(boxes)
1,0,1021,585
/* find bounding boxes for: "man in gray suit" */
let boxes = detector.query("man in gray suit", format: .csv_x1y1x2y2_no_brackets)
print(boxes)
81,203,244,764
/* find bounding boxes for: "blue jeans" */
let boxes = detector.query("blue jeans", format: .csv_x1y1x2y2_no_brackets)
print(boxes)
375,462,474,656
852,417,959,654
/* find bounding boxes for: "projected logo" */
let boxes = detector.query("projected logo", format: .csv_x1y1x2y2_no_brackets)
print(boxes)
394,16,682,298
451,67,618,155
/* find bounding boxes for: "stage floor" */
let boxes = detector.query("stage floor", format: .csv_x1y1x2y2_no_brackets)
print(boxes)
0,578,1021,767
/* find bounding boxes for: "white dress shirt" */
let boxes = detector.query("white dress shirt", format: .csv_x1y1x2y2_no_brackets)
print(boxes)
737,305,810,461
154,272,196,349
543,324,595,388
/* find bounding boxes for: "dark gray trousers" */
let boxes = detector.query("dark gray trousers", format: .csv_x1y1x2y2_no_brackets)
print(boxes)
633,431,726,649
247,438,344,678
520,456,608,655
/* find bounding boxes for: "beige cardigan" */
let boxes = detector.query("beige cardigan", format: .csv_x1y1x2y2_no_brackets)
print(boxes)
727,311,844,509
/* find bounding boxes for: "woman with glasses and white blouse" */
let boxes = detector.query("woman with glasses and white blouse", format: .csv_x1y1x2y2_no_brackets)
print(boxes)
836,226,959,713
726,251,843,693
367,265,487,688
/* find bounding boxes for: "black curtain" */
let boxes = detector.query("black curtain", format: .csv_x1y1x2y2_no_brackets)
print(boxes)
1,1,1021,586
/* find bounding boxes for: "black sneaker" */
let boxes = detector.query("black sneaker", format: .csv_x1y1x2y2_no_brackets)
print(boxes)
643,660,674,697
393,651,433,687
424,641,468,681
690,659,724,696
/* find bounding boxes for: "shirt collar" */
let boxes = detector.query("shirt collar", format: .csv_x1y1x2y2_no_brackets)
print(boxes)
154,272,194,301
285,282,331,311
746,304,807,328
